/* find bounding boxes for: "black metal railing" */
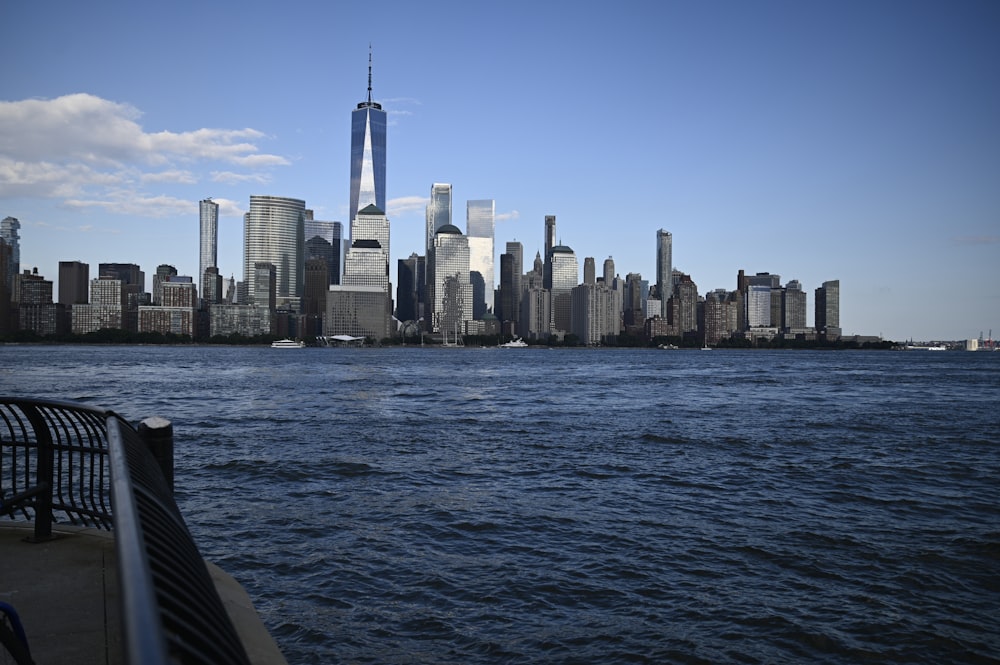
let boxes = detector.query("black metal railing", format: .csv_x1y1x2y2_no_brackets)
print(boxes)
0,397,251,665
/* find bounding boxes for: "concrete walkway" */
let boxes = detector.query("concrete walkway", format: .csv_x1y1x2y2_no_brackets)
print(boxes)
0,521,286,665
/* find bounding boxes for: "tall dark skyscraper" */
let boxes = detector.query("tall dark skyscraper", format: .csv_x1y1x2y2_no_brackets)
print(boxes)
349,48,387,226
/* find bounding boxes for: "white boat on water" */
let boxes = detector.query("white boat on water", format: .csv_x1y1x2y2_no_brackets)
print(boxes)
271,339,305,348
500,337,528,348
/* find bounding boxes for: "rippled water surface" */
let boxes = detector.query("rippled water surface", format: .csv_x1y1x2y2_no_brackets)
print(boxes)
2,346,999,663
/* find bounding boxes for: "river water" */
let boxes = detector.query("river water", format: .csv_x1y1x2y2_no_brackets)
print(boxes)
2,345,998,664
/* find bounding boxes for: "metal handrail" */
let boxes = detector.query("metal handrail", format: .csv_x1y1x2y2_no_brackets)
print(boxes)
0,397,251,665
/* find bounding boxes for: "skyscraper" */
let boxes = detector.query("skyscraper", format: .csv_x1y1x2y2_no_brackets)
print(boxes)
349,49,387,225
466,199,495,316
1,217,20,290
426,183,453,252
199,199,219,301
58,261,89,306
427,224,471,335
243,195,306,305
549,244,578,336
543,215,556,288
656,229,672,317
499,241,523,333
305,218,344,286
815,279,841,338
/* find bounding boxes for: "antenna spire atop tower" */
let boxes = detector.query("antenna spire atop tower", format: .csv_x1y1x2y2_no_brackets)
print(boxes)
367,44,373,104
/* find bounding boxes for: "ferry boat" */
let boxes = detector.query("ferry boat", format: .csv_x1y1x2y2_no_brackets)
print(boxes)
271,339,305,348
500,337,528,348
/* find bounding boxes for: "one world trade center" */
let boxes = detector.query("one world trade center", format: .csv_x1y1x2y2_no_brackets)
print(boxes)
349,49,387,224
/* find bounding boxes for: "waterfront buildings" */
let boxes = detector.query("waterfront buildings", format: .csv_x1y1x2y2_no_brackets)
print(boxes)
72,277,127,334
199,198,218,301
139,279,196,337
58,261,89,307
656,229,672,318
349,51,386,225
1,217,20,291
498,241,523,335
325,285,391,339
395,254,421,323
427,224,472,336
243,195,306,307
466,199,495,317
152,264,177,306
549,244,579,337
816,279,841,339
543,215,556,288
16,268,61,336
571,264,621,345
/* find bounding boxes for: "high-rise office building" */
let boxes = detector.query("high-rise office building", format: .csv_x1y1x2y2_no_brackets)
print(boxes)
305,219,343,286
815,279,841,338
1,217,20,290
253,262,277,313
549,244,578,336
345,204,390,289
396,254,420,323
783,280,807,330
0,239,10,333
583,257,596,285
243,195,306,305
498,241,523,333
543,215,556,288
303,258,329,318
427,224,471,335
466,199,495,316
656,229,672,317
426,184,453,252
199,198,219,300
350,50,387,225
58,261,89,306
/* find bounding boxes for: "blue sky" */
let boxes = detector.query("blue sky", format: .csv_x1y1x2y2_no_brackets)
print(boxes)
2,0,997,342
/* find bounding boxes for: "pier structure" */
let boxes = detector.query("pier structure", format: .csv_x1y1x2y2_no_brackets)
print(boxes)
0,398,286,665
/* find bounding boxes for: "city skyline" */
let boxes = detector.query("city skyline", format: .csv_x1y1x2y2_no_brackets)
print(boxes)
1,2,997,341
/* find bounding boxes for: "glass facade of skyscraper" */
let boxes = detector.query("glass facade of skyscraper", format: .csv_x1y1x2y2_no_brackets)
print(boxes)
1,217,21,289
466,199,495,315
426,184,452,252
815,279,841,337
350,100,386,224
305,219,343,286
656,229,672,317
243,195,306,303
427,225,471,334
550,245,578,335
199,199,218,300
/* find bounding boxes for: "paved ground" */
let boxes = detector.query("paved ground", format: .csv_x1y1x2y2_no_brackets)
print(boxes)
1,522,120,665
0,521,286,665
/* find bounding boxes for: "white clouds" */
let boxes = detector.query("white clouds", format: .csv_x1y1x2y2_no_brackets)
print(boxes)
496,210,520,223
0,93,289,215
211,171,270,185
387,195,429,217
141,170,197,184
64,192,200,218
